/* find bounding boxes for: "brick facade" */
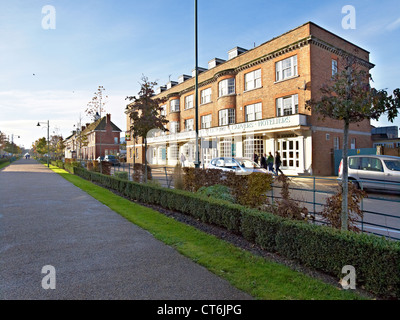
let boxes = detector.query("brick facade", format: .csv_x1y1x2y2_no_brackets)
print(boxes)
126,22,373,176
65,114,121,160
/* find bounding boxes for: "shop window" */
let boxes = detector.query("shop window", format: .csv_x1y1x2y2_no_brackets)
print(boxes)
243,135,263,160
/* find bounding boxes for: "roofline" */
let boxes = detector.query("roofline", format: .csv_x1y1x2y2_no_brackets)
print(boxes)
307,21,370,54
149,21,371,100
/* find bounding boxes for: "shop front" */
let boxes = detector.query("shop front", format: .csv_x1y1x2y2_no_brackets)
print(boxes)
146,114,312,175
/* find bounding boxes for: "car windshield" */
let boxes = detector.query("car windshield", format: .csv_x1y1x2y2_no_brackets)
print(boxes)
384,160,400,172
236,159,260,169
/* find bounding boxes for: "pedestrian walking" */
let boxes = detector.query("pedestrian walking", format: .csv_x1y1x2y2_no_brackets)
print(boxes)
275,151,284,175
180,153,186,167
260,153,267,169
267,152,275,173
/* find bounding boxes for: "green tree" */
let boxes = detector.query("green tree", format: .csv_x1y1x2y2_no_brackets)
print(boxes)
0,132,6,153
306,55,400,230
125,76,168,182
33,137,48,156
50,135,64,160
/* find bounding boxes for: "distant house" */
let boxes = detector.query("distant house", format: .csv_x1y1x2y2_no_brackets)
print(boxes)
64,114,122,160
372,126,400,156
64,132,78,159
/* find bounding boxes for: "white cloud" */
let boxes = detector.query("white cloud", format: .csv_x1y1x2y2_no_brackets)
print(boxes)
386,17,400,31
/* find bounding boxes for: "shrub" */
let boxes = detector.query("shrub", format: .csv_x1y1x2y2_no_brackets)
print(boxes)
271,175,309,221
113,171,129,180
101,161,112,176
320,182,366,232
225,171,273,208
197,184,235,203
56,160,64,169
173,163,184,190
72,167,400,298
64,161,82,174
183,167,273,208
132,163,152,182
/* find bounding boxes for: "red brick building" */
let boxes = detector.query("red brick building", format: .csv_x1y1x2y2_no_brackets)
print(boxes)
65,114,122,160
126,22,374,175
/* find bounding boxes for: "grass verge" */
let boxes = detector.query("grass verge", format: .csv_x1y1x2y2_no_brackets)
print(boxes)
0,161,10,170
50,165,367,300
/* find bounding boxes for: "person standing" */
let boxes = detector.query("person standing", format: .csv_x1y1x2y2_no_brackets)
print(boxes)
275,151,284,175
260,153,267,169
267,152,275,173
253,153,259,165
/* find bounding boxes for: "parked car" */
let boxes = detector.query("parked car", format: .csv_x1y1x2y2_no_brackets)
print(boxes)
96,156,104,163
104,155,120,166
206,157,269,174
338,155,400,192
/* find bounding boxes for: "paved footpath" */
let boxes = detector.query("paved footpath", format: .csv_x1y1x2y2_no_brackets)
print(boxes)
0,159,252,300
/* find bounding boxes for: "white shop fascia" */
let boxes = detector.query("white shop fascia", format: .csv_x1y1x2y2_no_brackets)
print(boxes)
146,114,310,144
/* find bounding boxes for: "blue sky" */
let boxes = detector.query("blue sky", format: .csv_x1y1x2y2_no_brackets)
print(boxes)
0,0,399,149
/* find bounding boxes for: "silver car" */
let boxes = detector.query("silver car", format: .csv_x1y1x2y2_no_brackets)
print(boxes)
338,155,400,192
207,157,268,174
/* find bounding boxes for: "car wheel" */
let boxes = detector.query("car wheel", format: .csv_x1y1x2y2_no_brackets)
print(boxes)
350,179,360,189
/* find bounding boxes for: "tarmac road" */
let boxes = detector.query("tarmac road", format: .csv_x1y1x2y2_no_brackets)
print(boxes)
0,159,252,300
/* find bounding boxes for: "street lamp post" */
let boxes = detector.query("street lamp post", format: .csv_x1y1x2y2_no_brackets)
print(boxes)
194,0,200,168
11,134,20,155
37,120,50,167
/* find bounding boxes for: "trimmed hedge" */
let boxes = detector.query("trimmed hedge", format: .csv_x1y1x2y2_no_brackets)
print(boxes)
73,167,400,298
0,158,10,165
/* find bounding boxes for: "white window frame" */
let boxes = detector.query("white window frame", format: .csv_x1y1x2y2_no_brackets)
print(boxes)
184,119,194,132
243,135,264,159
218,78,235,97
170,99,180,113
245,103,262,122
218,108,235,126
184,95,193,110
277,138,301,169
244,69,261,91
160,104,167,116
276,55,298,82
200,88,212,104
351,138,356,149
201,114,212,129
170,121,179,134
276,94,299,117
332,59,338,76
169,144,179,159
334,137,340,150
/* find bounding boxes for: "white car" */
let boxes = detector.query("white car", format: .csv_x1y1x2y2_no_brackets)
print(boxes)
207,157,268,174
338,155,400,192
